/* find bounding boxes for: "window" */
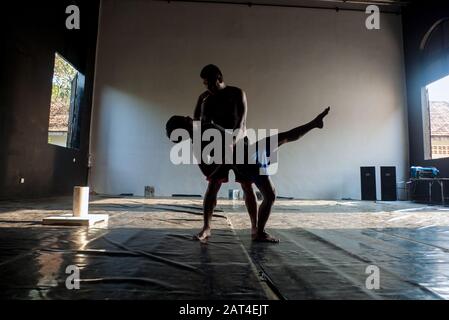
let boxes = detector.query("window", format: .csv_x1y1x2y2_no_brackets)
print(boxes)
48,53,84,149
422,74,449,160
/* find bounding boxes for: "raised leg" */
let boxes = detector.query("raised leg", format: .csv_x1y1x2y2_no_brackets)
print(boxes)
276,107,330,147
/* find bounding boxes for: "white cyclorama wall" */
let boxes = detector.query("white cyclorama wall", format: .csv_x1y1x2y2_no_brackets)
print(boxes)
89,0,409,200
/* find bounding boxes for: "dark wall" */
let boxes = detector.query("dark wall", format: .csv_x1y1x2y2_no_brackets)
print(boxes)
0,1,100,199
403,0,449,175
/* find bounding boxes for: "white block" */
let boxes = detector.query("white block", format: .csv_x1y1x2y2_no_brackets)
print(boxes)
42,214,109,226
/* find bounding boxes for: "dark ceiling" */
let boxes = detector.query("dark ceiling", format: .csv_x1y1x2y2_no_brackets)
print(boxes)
153,0,407,13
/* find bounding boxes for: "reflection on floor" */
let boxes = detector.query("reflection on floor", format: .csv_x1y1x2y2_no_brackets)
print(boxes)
1,196,449,299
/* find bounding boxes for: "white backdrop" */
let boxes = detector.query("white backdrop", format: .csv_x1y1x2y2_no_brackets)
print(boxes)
89,0,409,199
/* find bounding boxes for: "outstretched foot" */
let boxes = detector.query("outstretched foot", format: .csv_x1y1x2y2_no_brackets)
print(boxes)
314,106,330,129
252,231,280,243
194,228,211,241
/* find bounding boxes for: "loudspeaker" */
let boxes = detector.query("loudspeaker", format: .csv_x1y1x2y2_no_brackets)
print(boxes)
361,167,376,201
381,166,397,201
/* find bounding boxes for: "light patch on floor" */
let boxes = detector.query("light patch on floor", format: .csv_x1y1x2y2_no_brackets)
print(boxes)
1,197,447,231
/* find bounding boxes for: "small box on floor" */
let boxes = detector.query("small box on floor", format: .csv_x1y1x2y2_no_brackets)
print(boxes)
145,186,155,198
229,189,240,200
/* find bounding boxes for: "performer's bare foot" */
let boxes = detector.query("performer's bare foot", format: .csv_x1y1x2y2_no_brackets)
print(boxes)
252,231,280,243
314,106,330,129
194,227,211,241
251,227,258,238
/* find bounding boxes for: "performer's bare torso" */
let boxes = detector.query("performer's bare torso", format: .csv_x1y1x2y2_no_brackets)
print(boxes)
199,86,245,129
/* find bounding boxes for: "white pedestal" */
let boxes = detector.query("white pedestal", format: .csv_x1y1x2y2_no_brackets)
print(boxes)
73,186,89,217
42,186,108,227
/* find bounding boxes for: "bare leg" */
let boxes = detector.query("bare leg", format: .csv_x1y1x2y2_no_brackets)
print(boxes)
248,108,330,242
195,179,222,241
240,181,258,236
277,107,330,147
253,176,279,243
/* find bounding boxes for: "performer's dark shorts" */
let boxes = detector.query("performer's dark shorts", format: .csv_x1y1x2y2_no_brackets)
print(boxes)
198,137,270,184
199,164,260,184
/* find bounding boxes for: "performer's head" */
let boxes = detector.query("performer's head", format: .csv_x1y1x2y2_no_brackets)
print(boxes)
200,64,223,92
166,115,193,142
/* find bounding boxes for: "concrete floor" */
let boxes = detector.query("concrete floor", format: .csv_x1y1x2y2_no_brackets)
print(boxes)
1,196,449,299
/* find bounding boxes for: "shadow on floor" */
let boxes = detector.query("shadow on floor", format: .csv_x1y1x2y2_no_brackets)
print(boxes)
1,224,449,300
